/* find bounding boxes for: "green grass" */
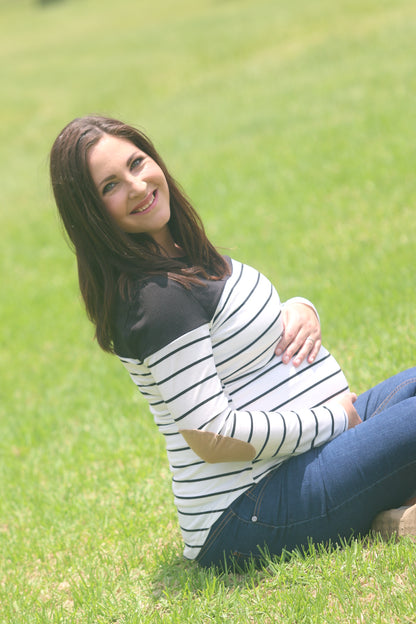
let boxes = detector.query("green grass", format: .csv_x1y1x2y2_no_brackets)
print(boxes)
1,0,415,621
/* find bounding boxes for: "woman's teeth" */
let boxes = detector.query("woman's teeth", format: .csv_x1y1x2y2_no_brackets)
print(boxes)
133,192,155,213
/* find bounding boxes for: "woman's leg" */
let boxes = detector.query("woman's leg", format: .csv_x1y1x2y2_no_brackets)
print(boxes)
357,368,416,532
197,369,416,569
354,367,416,422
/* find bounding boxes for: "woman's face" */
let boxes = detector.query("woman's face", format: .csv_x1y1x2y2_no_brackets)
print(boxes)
88,134,172,247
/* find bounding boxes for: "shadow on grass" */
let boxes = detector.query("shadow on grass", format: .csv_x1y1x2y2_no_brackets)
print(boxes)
149,547,262,602
148,532,392,602
37,0,66,6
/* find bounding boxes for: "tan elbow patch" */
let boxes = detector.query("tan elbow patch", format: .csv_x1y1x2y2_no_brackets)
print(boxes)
180,429,256,463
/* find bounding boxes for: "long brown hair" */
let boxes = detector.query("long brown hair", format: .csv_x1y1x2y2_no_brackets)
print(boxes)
50,115,229,352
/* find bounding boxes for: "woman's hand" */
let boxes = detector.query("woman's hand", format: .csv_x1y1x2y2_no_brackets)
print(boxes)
275,302,322,367
330,392,362,429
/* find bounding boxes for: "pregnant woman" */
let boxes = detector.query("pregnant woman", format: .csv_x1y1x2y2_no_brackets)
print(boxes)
50,115,416,568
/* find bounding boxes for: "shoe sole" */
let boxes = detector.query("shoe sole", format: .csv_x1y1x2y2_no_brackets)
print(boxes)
371,504,416,540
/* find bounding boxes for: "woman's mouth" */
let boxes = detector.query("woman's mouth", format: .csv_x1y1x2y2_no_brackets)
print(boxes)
130,190,157,215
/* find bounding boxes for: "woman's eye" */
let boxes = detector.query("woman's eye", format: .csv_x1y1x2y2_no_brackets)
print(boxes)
131,156,144,170
102,181,116,195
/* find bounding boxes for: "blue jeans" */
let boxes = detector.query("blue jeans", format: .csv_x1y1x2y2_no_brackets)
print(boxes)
196,368,416,569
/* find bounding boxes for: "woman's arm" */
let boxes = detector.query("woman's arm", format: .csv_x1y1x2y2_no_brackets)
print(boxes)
136,323,348,464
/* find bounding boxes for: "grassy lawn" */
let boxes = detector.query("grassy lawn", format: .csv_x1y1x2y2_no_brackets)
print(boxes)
1,0,415,621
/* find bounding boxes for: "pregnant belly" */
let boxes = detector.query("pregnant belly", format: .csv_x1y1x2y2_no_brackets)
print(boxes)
225,346,349,412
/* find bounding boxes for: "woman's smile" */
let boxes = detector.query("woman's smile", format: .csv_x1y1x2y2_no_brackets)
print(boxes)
131,190,157,215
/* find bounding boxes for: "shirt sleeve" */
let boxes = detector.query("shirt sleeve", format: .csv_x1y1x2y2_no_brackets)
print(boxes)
141,323,348,464
282,297,320,323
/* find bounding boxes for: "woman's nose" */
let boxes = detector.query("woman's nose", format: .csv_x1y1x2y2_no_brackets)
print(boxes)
128,176,147,197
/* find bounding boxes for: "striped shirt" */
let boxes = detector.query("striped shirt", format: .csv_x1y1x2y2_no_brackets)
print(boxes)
113,257,349,559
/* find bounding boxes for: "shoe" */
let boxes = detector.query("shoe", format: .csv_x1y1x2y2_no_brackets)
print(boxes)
371,504,416,540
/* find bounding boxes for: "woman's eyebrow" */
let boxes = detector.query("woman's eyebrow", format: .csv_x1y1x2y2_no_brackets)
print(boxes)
126,151,142,168
98,173,116,187
98,151,139,187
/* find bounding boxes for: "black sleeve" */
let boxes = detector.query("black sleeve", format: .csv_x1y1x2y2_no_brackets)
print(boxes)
113,274,226,360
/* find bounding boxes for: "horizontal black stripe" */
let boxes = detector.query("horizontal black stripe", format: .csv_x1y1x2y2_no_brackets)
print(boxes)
179,525,212,533
156,354,212,386
168,445,191,453
271,368,342,410
252,464,281,481
217,311,280,372
236,353,331,409
150,333,211,367
129,371,154,379
175,483,250,500
312,384,349,408
227,354,282,392
173,466,252,483
164,372,218,404
183,541,206,549
133,379,157,389
177,506,229,516
174,390,224,422
170,460,205,469
222,338,278,384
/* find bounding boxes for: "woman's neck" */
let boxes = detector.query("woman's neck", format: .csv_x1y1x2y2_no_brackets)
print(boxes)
152,228,183,258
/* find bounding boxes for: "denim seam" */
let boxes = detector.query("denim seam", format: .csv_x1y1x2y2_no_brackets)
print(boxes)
252,474,272,518
195,509,235,561
244,486,258,502
371,377,416,417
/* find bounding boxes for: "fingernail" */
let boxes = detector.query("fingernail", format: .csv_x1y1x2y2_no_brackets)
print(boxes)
276,348,282,355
